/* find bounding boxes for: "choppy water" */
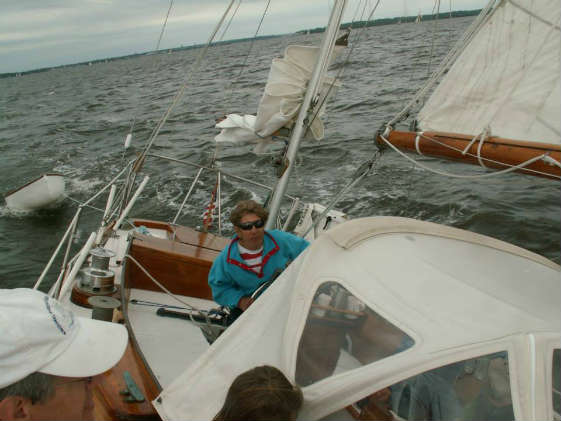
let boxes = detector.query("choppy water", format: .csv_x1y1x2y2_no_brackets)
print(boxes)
0,16,559,291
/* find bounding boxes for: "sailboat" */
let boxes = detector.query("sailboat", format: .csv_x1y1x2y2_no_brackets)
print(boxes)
378,0,561,179
30,0,560,420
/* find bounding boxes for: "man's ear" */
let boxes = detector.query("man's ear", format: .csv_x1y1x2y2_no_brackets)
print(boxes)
0,396,31,420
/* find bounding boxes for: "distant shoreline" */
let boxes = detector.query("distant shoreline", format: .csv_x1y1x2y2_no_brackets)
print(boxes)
1,9,481,78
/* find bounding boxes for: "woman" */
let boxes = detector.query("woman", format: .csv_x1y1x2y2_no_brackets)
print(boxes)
214,365,303,421
208,200,309,312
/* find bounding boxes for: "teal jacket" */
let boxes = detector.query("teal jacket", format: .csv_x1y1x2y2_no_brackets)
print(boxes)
208,230,309,307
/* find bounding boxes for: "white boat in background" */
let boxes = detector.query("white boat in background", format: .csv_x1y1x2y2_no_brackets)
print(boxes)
4,173,65,211
28,0,560,420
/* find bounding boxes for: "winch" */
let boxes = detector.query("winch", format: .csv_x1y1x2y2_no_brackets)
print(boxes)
71,247,118,307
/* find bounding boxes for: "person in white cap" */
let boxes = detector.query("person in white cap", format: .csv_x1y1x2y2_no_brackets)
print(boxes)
0,288,128,420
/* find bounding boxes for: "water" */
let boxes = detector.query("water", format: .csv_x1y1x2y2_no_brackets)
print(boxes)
1,17,559,291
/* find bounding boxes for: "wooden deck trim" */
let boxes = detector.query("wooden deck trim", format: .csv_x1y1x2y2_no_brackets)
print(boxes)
91,240,161,421
125,222,229,300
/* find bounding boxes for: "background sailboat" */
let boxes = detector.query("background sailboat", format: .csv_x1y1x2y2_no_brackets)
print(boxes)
378,0,561,179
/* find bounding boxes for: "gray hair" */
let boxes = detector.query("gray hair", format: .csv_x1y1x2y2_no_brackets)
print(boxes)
0,372,55,405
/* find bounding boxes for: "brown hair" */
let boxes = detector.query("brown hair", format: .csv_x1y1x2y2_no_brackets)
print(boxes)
214,366,303,421
230,200,269,227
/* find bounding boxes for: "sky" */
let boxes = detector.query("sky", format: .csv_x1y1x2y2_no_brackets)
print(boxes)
0,0,488,74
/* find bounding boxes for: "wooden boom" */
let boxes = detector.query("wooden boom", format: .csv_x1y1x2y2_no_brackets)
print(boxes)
376,130,561,180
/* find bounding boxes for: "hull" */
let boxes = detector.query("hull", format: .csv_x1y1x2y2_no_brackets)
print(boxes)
4,173,66,210
377,130,561,179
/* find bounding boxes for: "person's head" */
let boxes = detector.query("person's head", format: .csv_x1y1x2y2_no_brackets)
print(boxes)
230,200,268,250
0,288,128,420
214,365,303,421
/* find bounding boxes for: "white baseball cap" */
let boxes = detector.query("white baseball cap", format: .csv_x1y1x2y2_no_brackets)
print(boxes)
0,288,128,388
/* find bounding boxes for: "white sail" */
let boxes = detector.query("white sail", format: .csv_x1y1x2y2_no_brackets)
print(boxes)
417,0,561,145
214,44,343,152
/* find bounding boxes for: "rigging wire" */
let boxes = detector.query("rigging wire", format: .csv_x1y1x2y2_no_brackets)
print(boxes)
132,0,237,173
221,0,272,117
388,0,496,126
128,0,175,137
426,0,441,77
218,0,242,42
125,254,219,338
302,0,382,140
155,0,174,52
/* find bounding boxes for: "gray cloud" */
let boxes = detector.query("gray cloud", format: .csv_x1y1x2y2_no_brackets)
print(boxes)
0,0,486,73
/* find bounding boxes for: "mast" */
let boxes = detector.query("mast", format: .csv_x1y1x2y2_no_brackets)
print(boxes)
265,0,347,230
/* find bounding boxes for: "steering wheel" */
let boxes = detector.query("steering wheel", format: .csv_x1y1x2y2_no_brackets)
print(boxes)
250,280,274,300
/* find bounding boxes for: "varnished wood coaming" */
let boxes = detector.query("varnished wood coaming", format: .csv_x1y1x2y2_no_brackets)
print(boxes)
125,219,230,298
377,130,561,179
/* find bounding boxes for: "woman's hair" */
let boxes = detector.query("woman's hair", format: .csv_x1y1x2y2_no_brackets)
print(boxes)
214,366,303,421
230,200,269,227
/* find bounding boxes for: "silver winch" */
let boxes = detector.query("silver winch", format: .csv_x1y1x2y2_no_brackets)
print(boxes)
77,247,117,294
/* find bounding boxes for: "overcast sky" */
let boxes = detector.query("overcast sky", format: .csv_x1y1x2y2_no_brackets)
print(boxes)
0,0,487,74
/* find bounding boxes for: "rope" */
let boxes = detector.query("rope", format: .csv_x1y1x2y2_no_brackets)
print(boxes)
379,132,560,179
426,0,441,77
416,131,561,178
543,155,561,169
414,131,561,179
415,132,424,155
125,254,216,334
389,0,496,126
476,129,489,168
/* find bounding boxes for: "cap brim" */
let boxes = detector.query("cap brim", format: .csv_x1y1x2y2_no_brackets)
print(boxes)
39,317,128,377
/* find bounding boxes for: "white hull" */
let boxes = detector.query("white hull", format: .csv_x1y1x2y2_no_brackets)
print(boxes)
4,173,65,211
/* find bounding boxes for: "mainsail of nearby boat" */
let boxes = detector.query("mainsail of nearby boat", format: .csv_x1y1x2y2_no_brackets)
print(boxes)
378,0,561,179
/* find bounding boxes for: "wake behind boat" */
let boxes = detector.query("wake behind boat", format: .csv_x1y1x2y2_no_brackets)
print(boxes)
4,173,65,211
25,0,561,420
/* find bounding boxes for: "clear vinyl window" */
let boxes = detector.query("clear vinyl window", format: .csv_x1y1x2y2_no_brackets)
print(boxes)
325,351,514,421
295,281,414,387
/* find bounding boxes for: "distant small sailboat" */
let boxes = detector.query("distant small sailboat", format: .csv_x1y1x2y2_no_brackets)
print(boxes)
4,173,65,211
415,11,422,23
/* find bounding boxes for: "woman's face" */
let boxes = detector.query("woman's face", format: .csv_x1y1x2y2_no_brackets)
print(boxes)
234,212,265,251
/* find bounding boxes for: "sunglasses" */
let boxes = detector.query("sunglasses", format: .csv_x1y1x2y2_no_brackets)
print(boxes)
237,219,265,231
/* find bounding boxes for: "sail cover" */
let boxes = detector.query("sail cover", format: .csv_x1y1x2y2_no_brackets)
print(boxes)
418,0,561,145
152,217,561,420
215,45,342,152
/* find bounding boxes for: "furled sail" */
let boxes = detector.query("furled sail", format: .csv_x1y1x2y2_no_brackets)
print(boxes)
418,0,560,145
215,43,344,153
